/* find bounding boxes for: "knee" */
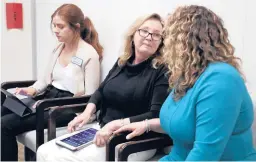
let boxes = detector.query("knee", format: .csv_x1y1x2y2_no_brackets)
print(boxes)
37,141,62,161
1,114,19,133
1,115,15,133
37,144,48,160
1,117,14,140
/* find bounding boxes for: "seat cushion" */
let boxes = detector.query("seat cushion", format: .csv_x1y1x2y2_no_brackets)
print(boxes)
148,152,166,161
16,126,68,152
148,146,172,161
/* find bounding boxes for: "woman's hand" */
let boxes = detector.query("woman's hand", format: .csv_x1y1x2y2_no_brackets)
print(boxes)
67,113,91,133
93,128,112,147
104,119,124,132
67,103,96,133
114,121,147,140
15,87,36,96
93,119,124,147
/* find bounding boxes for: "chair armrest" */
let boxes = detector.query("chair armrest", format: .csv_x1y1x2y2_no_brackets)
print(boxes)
1,80,36,90
1,90,6,105
106,132,130,161
117,134,172,161
106,131,172,161
36,95,91,110
35,95,91,149
47,103,88,141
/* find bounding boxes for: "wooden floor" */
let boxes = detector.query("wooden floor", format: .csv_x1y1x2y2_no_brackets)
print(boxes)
18,143,24,161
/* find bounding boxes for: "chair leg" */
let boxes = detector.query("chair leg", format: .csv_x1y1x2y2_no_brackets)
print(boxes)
24,147,36,161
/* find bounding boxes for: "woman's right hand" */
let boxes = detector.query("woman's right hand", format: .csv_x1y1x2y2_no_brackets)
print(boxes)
67,113,91,133
114,121,147,140
67,103,96,133
15,87,36,96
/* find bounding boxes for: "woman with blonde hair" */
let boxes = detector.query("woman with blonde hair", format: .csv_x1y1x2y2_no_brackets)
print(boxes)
37,13,169,161
114,5,256,161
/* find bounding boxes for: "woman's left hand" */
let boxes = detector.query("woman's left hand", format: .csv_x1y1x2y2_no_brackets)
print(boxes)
93,128,112,147
113,121,147,140
93,120,123,147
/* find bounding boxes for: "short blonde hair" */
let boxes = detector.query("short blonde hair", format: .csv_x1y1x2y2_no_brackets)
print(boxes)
118,13,164,68
163,5,243,100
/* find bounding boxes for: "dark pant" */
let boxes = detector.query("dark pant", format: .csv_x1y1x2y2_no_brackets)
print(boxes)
1,85,77,161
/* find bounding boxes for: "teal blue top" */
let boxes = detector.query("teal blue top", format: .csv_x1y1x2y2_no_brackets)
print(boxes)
159,62,256,161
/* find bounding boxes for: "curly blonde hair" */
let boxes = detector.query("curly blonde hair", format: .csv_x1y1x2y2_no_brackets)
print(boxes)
118,13,164,68
163,5,242,100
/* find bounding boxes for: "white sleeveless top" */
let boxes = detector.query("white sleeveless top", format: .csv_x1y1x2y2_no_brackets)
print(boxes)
51,58,76,94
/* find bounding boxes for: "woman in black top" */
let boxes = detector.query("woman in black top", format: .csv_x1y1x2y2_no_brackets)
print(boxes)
37,13,169,161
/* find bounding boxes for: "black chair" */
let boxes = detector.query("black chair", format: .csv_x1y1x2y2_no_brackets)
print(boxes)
106,131,173,161
1,80,90,161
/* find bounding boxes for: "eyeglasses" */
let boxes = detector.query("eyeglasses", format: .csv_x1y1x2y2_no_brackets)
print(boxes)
137,29,162,41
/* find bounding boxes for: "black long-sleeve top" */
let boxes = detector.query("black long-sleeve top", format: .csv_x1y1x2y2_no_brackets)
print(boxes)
88,56,169,127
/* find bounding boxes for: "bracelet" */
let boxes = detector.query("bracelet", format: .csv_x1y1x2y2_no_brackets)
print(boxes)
120,118,125,127
145,119,151,133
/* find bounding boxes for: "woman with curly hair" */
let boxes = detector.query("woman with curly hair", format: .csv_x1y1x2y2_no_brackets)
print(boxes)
114,5,256,161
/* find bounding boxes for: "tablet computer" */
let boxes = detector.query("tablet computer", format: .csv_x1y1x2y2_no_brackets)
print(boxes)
55,127,98,151
1,88,36,116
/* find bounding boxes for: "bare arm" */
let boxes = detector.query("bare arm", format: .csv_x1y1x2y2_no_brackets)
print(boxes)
67,103,97,132
82,103,97,116
148,118,166,134
114,118,166,139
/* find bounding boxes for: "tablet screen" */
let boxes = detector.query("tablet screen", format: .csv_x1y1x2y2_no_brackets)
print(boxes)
60,128,98,147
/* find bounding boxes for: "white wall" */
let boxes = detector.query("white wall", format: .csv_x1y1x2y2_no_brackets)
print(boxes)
1,0,34,82
244,0,256,100
35,0,172,80
35,0,256,97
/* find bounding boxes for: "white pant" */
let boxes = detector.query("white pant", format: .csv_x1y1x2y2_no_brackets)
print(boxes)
37,123,156,161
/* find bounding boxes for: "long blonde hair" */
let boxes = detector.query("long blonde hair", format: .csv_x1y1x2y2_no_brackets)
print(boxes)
118,13,165,68
163,5,243,100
